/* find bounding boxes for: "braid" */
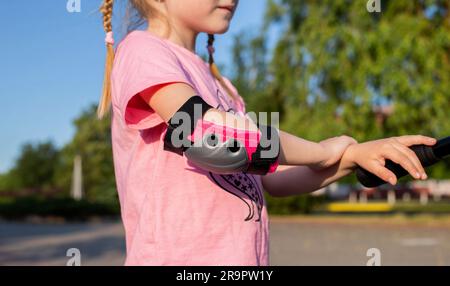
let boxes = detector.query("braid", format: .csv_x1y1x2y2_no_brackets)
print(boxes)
207,34,216,64
97,0,115,119
207,34,238,102
102,0,113,33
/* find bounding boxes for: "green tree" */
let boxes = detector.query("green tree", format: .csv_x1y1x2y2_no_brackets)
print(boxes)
0,171,21,192
0,141,60,192
232,0,450,180
8,141,59,189
16,142,60,189
54,105,117,204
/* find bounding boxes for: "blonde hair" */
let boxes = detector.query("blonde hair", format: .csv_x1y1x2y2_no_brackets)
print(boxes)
97,0,114,119
97,0,238,119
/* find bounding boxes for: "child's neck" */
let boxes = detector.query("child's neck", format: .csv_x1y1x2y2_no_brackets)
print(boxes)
147,20,199,54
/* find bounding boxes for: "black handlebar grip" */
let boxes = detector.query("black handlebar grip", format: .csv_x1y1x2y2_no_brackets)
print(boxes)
356,136,450,188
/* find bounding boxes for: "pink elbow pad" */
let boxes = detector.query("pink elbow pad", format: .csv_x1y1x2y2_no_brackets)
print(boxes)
187,119,280,174
163,96,280,175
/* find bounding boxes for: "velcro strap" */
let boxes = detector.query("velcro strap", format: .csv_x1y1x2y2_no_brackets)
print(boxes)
245,124,280,175
163,96,213,156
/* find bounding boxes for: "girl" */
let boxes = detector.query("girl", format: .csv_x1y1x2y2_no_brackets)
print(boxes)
97,0,436,266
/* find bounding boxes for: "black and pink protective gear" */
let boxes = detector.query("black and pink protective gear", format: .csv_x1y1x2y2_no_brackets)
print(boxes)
163,96,280,175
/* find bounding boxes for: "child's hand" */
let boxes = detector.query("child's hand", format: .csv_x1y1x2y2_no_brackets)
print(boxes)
310,136,358,171
342,135,437,185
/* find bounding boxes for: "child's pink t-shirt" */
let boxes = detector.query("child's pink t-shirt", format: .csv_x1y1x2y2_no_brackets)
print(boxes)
110,30,270,266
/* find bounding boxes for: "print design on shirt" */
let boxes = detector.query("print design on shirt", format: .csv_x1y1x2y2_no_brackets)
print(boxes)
209,88,263,221
216,88,235,113
208,172,263,222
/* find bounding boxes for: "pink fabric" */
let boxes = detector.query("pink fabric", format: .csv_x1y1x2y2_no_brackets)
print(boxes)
110,30,270,266
268,159,280,174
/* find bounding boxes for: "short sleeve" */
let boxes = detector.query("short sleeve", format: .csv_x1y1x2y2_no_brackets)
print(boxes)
113,32,196,130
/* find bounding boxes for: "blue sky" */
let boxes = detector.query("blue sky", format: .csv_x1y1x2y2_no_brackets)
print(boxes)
0,0,275,173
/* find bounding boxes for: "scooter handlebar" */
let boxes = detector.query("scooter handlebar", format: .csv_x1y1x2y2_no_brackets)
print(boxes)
356,136,450,188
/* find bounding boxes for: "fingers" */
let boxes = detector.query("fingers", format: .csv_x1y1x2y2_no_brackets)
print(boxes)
391,142,427,179
381,144,423,180
394,135,437,147
370,161,398,185
340,135,358,146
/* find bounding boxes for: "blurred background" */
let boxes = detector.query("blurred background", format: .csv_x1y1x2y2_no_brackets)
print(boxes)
1,0,450,266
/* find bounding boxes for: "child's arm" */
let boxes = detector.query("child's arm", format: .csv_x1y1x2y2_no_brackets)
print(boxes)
262,135,437,196
261,151,357,197
143,82,434,182
142,82,356,169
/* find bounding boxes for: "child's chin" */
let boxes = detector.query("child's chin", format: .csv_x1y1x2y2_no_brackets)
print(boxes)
207,24,231,35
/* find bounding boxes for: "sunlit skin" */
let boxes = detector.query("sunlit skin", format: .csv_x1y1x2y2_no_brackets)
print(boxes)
147,0,238,53
140,0,437,196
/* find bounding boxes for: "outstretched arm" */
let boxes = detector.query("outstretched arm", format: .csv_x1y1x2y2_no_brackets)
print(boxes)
262,136,438,197
142,82,355,171
261,149,357,197
141,82,436,187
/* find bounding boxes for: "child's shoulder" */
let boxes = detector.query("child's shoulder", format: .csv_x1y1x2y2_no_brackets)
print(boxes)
116,30,172,57
120,30,165,45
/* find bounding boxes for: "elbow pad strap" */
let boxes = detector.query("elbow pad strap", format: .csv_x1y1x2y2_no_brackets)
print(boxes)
163,96,214,156
163,96,280,175
246,124,280,174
